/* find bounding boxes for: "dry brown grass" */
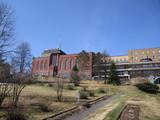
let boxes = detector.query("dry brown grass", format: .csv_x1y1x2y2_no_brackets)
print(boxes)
130,77,149,85
102,85,160,120
0,81,110,120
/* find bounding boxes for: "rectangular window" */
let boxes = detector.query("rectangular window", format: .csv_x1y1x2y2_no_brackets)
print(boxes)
153,50,155,54
135,57,138,60
131,57,133,60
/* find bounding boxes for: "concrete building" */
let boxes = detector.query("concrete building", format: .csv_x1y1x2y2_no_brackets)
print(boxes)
109,55,128,63
128,48,160,63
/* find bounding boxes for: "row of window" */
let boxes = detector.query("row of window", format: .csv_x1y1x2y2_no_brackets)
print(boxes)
131,55,160,61
59,59,78,70
33,60,48,71
131,50,160,56
111,58,128,62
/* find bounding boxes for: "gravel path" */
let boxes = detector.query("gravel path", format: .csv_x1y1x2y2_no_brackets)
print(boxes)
63,94,121,120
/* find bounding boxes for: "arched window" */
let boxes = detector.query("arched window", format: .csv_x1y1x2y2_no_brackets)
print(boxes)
76,59,78,67
32,62,35,70
60,60,63,70
70,59,74,69
44,60,47,70
40,61,43,70
65,59,68,70
36,61,39,70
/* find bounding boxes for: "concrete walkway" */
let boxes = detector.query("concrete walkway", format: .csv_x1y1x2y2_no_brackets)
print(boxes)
63,94,121,120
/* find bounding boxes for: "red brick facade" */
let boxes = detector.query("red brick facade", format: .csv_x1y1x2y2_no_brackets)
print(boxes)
32,49,93,79
32,56,50,76
58,53,93,78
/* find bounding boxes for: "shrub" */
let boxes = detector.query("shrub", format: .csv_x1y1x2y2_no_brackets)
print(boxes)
67,84,75,90
136,82,159,94
82,86,88,91
39,83,44,86
131,77,149,85
88,90,95,97
6,108,28,120
99,88,107,93
48,83,54,87
79,91,89,99
38,102,52,112
62,96,75,102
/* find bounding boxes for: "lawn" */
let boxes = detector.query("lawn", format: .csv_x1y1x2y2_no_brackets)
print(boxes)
103,85,160,120
0,81,110,120
83,84,160,120
1,80,158,120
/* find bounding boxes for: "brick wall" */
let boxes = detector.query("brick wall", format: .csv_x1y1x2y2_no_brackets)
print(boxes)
32,56,50,76
58,53,93,79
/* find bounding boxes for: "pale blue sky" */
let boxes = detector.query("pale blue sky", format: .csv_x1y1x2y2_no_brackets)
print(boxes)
3,0,160,56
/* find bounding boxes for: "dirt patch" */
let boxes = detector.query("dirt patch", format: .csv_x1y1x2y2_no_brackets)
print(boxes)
118,104,140,120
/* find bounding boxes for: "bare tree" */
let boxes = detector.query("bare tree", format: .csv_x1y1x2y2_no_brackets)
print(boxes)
78,50,89,71
54,77,64,102
11,42,32,73
0,2,15,58
93,52,103,80
0,2,14,108
78,50,90,79
10,42,32,108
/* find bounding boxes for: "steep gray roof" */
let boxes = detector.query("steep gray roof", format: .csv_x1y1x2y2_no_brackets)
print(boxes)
42,48,66,55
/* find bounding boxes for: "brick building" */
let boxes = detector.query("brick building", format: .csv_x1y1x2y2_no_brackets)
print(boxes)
32,47,160,81
58,53,93,78
32,49,66,77
32,49,93,78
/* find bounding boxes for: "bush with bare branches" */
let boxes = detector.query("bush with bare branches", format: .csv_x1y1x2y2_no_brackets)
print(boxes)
54,77,64,102
11,74,26,108
0,62,12,107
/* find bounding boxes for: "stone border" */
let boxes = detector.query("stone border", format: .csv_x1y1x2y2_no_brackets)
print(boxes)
117,104,140,120
84,95,110,107
42,106,80,120
42,94,110,120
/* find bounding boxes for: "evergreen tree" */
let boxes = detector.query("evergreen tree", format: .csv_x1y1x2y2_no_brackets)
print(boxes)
70,65,80,86
108,62,120,85
72,65,79,72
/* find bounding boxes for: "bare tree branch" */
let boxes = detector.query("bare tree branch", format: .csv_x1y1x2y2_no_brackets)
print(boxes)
0,2,15,60
11,42,32,73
